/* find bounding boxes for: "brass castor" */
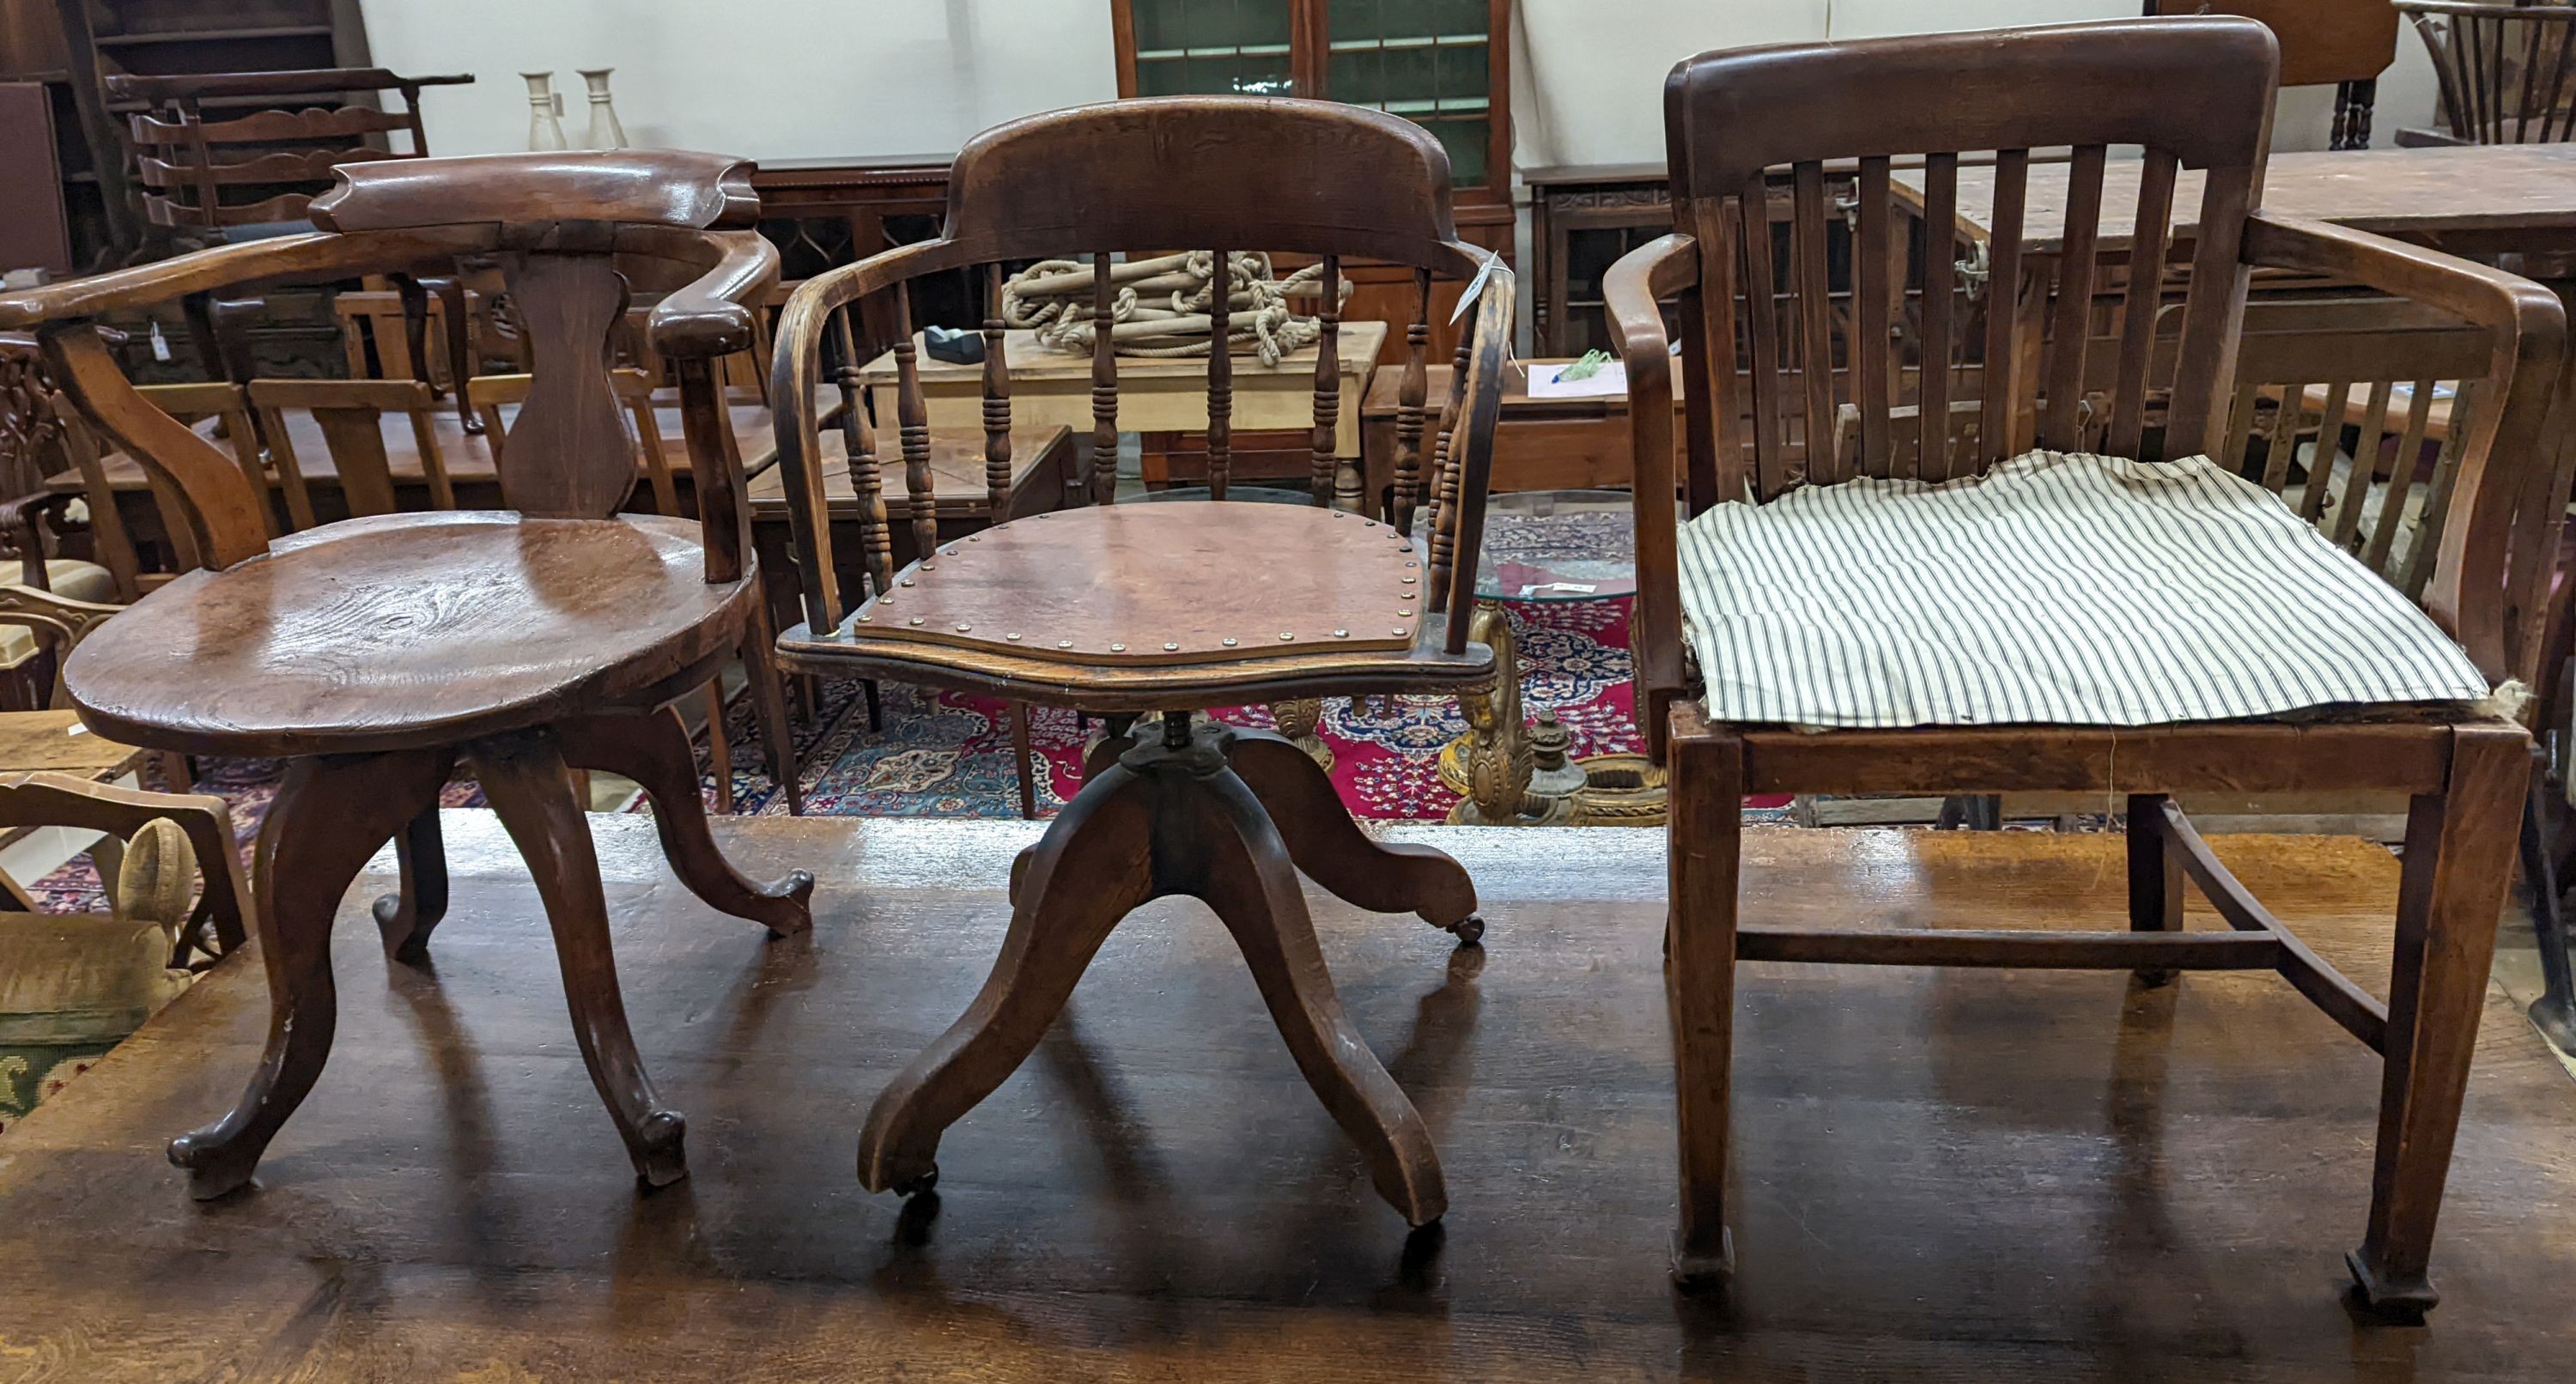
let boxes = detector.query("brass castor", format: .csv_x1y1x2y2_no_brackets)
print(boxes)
1447,915,1486,945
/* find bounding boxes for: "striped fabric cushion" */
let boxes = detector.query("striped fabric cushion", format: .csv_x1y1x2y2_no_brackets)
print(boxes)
1675,449,2489,729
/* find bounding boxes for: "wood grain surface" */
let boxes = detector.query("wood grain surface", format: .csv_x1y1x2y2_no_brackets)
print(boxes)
0,813,2570,1380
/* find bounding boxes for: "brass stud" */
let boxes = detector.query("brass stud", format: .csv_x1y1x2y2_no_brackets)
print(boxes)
1163,640,1180,651
1221,636,1238,647
968,535,981,542
1402,575,1417,585
1330,511,1344,519
1407,560,1419,568
1005,632,1023,641
1279,631,1295,640
920,562,936,572
1110,641,1127,652
909,616,925,626
955,622,972,633
1393,627,1409,636
1399,609,1413,618
858,613,872,622
900,577,915,586
1058,639,1074,648
1333,628,1348,638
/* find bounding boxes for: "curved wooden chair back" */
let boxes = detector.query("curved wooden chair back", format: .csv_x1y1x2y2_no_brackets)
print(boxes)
2397,1,2576,145
1662,16,2275,506
769,96,1516,659
0,151,780,586
104,68,474,234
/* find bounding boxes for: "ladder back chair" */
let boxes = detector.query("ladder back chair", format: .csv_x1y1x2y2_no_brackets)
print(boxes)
0,150,819,1199
2397,0,2576,146
1606,18,2566,1314
769,96,1513,1226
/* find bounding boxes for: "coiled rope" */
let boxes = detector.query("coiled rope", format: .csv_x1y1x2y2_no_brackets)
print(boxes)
1001,251,1348,365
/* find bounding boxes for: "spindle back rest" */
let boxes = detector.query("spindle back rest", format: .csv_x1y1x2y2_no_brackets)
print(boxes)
0,151,779,585
2397,1,2576,145
769,97,1513,659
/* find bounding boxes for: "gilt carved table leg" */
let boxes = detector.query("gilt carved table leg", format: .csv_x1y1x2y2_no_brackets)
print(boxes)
1439,601,1563,826
172,748,453,1199
862,714,1447,1224
1272,697,1333,772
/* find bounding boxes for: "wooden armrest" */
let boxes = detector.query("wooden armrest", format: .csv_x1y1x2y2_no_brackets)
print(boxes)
644,228,781,360
0,226,492,328
0,490,76,589
0,773,249,962
1603,232,1701,758
2243,211,2569,688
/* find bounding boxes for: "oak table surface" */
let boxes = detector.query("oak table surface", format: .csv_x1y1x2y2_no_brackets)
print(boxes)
1899,143,2576,252
3,811,2571,1381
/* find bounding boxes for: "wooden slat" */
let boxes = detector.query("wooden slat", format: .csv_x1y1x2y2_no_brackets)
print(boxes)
1091,251,1118,506
891,282,937,561
1978,150,2029,472
1791,161,1836,487
2220,377,2261,477
1854,156,1894,480
1740,721,2456,797
1917,153,1959,482
140,191,311,229
2398,379,2479,599
2296,377,2354,520
2260,382,2309,495
1310,254,1340,507
2326,379,2395,547
1207,250,1233,501
2363,380,2439,576
136,146,397,190
2040,145,2107,451
981,264,1012,515
1735,175,1788,497
1689,200,1750,506
129,104,407,147
2106,150,2177,459
1736,924,2281,970
1391,268,1430,531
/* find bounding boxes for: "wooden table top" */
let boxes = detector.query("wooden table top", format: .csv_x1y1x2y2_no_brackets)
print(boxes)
49,392,786,496
859,321,1388,385
744,424,1073,518
1899,144,2576,252
1362,360,1689,419
3,810,2572,1377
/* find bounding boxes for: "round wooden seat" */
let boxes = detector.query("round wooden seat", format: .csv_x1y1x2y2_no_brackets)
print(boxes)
64,510,756,757
778,502,1495,711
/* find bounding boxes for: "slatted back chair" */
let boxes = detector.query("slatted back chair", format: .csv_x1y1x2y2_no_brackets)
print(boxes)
106,68,475,236
0,149,818,1200
1606,17,2566,1314
768,96,1510,1229
247,377,456,531
2397,1,2576,145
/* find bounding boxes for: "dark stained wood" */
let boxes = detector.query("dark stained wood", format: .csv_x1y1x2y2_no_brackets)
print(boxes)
2398,2,2576,146
14,812,2576,1376
1607,18,2571,1315
769,100,1512,1223
0,150,811,1192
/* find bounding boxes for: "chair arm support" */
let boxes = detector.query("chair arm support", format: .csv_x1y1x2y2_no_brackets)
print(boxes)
642,229,781,360
0,490,76,590
0,228,493,330
1605,232,1700,761
2243,211,2568,688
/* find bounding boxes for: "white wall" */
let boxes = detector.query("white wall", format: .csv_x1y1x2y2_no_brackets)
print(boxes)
360,0,1117,161
361,0,2443,167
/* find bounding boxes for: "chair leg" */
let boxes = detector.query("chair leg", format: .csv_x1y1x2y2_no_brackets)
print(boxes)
471,728,688,1188
2520,769,2576,1051
168,748,453,1199
1005,701,1040,820
1667,720,1742,1289
2126,793,2185,986
862,678,882,732
743,613,803,816
554,706,814,938
1185,752,1447,1224
703,681,734,815
372,804,451,964
858,757,1157,1197
432,276,481,434
1230,726,1482,943
2348,725,2525,1317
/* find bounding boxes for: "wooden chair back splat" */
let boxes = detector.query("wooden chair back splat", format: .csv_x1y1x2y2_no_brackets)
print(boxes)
1605,15,2571,1314
767,97,1515,1229
0,149,815,1201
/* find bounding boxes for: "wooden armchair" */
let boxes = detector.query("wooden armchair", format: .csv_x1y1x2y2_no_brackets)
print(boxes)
1606,18,2566,1314
0,149,817,1200
769,96,1513,1225
2395,1,2576,146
